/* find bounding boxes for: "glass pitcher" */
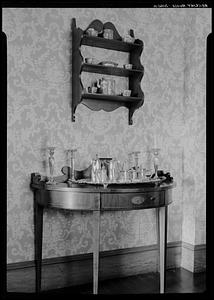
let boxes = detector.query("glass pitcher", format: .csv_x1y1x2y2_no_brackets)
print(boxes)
98,77,115,95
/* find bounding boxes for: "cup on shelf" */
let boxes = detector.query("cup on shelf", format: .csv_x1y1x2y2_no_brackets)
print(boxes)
86,28,98,37
122,90,131,97
123,35,135,43
103,28,114,39
91,86,98,93
92,58,99,64
85,57,93,64
123,64,133,70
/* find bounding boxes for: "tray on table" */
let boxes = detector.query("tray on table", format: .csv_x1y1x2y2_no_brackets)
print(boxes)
69,177,163,188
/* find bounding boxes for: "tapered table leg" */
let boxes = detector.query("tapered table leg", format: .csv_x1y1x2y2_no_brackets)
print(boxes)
158,206,168,293
93,210,100,294
156,208,160,273
34,191,44,294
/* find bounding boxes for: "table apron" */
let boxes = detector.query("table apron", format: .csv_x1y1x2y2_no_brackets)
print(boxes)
36,189,172,211
39,190,100,210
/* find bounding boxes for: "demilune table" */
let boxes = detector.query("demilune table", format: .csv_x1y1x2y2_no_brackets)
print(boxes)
30,176,175,294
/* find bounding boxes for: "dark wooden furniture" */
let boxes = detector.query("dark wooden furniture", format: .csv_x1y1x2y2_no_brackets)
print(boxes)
71,18,144,125
31,176,175,294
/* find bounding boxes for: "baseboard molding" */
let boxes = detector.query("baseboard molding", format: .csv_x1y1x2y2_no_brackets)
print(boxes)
7,242,181,292
181,242,206,273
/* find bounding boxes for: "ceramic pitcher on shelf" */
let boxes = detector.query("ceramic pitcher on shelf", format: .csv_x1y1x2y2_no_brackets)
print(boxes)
97,77,115,95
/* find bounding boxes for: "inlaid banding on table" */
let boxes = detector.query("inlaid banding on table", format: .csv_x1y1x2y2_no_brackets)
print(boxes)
131,196,145,205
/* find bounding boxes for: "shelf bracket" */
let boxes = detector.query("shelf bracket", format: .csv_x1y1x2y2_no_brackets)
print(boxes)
129,109,134,125
71,18,84,123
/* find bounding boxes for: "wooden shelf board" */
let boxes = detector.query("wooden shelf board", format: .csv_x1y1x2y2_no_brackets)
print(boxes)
81,63,143,77
82,93,142,103
81,36,143,52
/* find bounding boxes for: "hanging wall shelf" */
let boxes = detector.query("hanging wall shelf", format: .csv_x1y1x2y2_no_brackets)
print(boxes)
71,18,144,125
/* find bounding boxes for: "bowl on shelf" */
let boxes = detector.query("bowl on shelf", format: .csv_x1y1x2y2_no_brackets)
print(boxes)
99,61,118,67
85,58,99,64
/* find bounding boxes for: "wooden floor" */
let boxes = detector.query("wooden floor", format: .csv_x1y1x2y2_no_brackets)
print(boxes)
5,268,206,297
42,268,206,294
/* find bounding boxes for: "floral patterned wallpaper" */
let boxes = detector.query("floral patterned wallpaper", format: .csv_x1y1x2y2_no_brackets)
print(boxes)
181,8,210,246
4,8,211,263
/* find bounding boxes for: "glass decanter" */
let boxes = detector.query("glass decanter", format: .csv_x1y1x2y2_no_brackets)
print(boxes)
67,149,77,182
151,148,161,179
46,147,56,184
132,151,141,180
